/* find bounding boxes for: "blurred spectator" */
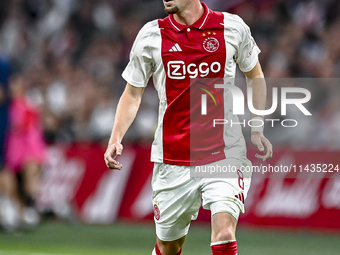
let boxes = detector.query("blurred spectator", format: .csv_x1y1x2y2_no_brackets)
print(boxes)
0,57,11,171
0,57,13,231
87,86,116,143
2,74,47,230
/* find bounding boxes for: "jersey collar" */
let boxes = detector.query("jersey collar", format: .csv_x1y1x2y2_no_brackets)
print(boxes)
169,2,211,32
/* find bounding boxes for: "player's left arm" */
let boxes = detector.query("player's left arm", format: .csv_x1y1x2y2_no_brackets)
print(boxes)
244,61,273,161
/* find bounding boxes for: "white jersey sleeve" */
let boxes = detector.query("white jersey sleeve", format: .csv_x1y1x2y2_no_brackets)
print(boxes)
122,20,158,87
225,14,261,73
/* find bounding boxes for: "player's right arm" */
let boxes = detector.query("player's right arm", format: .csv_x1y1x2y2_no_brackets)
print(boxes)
105,21,156,169
104,83,145,170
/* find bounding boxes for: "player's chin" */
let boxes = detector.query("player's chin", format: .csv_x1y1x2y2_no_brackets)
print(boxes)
164,6,179,14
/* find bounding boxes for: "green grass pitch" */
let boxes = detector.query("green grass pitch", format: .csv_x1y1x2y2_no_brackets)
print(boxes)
0,221,339,255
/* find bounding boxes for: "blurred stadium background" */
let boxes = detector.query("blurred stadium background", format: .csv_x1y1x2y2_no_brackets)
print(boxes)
0,0,340,254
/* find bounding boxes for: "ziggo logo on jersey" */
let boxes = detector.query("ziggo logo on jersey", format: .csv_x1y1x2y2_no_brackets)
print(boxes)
167,61,221,79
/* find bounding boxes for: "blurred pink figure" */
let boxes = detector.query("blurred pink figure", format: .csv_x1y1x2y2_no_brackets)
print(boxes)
5,75,46,172
3,75,46,229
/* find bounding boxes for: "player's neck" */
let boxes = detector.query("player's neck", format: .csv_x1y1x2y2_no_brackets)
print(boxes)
173,2,204,26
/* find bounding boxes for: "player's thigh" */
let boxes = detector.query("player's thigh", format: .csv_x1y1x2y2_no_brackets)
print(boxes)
152,163,201,242
200,157,252,221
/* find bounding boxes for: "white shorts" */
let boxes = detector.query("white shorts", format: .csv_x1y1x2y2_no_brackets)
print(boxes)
151,158,252,241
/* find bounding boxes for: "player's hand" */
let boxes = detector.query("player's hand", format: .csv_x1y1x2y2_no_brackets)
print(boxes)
251,132,273,161
104,143,123,170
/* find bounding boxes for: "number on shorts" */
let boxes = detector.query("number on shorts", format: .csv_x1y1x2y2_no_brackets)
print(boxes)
237,169,244,190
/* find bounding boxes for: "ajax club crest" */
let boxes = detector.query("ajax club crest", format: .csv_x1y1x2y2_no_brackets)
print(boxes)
203,37,219,52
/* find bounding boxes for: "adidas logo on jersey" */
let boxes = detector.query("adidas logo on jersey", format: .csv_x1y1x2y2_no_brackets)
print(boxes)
169,43,182,52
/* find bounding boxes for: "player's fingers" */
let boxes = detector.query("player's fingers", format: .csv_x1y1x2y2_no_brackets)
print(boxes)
261,140,273,161
105,156,122,168
104,151,115,164
104,144,124,170
107,160,123,170
254,136,264,152
255,153,265,160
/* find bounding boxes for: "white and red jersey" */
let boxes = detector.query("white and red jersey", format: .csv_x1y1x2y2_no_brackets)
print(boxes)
122,3,260,166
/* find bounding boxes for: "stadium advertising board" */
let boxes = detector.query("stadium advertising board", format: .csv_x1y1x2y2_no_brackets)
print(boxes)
38,143,340,230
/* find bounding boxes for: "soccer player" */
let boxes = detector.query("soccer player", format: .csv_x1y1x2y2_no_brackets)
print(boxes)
104,0,273,254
